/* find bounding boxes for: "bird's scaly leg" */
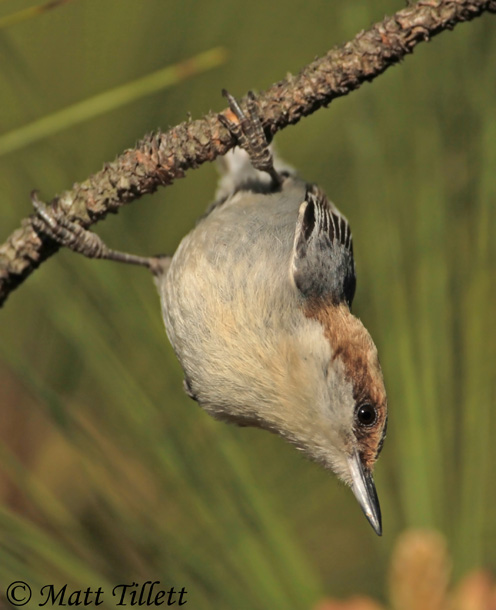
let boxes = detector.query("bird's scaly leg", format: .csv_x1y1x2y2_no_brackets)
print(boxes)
31,191,169,275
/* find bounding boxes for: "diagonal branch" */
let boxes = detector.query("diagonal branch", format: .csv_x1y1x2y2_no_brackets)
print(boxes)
1,0,495,307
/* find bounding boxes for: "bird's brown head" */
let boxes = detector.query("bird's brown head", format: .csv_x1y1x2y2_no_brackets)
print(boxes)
300,298,387,535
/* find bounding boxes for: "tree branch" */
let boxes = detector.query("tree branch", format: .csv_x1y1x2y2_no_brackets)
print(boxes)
1,0,495,307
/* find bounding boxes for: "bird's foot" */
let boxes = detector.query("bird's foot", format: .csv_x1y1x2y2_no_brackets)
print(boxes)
219,90,283,188
31,191,169,275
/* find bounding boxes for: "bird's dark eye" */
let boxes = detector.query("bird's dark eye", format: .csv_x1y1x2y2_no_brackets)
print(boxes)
355,403,377,427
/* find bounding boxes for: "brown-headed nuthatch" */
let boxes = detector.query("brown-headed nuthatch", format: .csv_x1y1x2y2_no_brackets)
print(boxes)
33,91,388,535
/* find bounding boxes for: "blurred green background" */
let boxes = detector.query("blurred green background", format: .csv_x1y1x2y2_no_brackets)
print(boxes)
0,0,495,608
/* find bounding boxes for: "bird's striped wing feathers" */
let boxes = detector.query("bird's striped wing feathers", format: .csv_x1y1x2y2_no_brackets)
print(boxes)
304,184,353,253
292,184,356,307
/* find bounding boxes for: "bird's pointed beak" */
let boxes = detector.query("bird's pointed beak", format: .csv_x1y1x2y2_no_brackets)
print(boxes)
347,450,382,536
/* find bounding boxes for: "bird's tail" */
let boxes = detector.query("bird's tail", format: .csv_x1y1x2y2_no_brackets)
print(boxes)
214,146,294,203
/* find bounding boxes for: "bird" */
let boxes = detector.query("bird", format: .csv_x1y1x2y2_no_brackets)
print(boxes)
32,90,388,535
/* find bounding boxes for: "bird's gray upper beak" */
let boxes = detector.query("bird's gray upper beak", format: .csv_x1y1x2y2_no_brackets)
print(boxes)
347,450,382,536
